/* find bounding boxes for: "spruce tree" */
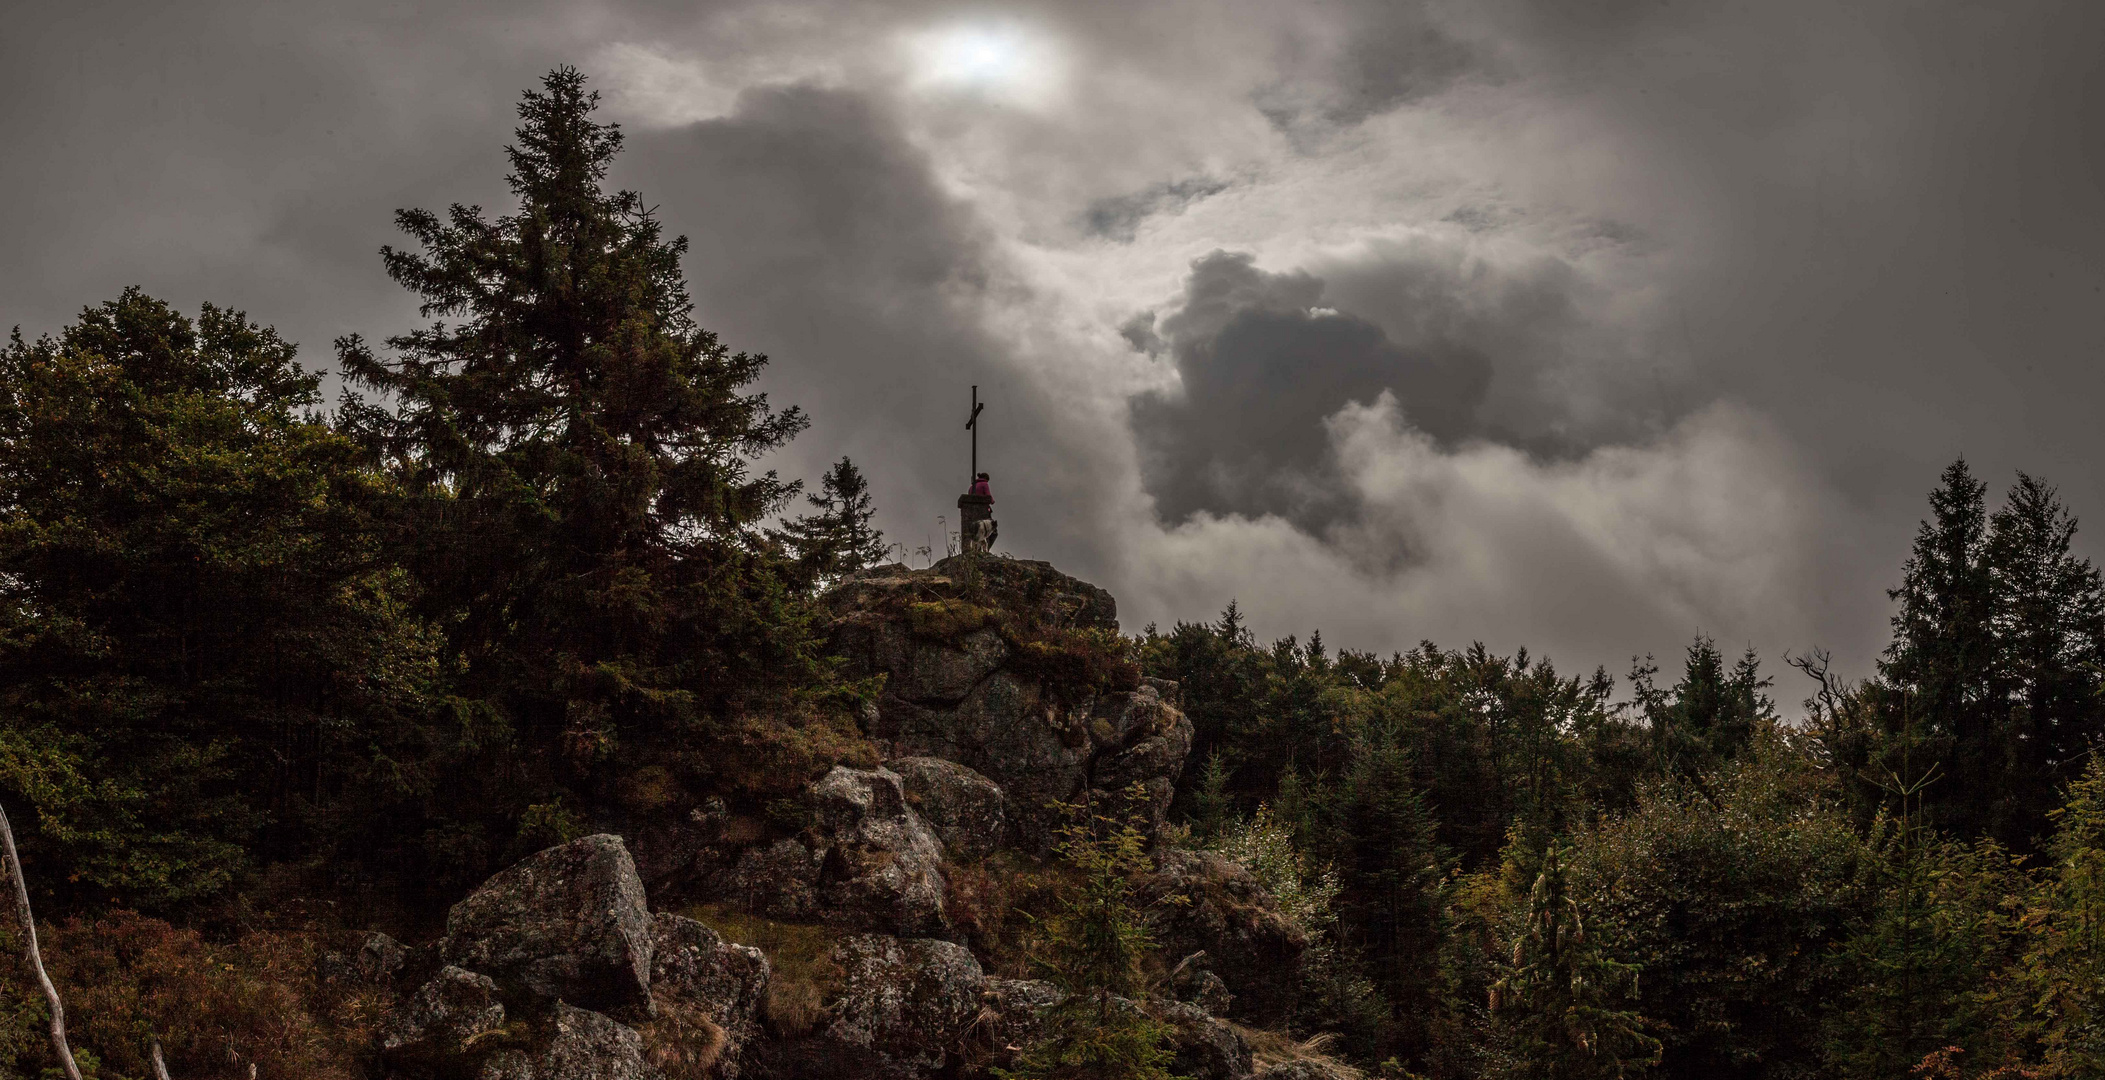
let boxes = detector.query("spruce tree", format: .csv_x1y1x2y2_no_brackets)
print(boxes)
1334,731,1447,1056
1489,845,1658,1080
1003,787,1180,1080
1881,459,1995,836
1188,752,1233,841
1878,462,2105,847
777,456,889,588
1634,638,1772,779
337,68,834,839
1984,473,2105,844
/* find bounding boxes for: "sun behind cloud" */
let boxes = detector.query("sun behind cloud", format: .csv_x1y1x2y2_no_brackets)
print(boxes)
904,19,1067,108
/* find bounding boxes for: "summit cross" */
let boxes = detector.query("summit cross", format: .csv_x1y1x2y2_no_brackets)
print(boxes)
966,384,985,482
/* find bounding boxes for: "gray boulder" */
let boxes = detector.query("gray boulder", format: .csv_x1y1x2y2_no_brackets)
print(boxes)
705,769,949,938
810,767,950,936
360,931,409,984
645,913,770,1079
442,834,654,1015
714,838,824,923
758,934,986,1080
1169,951,1235,1017
889,756,1007,861
477,1003,646,1080
1083,684,1194,837
964,978,1066,1073
1154,999,1254,1080
381,966,510,1074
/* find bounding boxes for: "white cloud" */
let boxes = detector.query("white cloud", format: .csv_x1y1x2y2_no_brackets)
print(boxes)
1110,394,1872,677
591,42,742,128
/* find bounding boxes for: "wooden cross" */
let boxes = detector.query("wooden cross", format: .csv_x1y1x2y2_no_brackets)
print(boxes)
966,385,985,481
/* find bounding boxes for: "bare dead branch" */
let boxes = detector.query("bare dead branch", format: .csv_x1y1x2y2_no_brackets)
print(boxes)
0,801,83,1080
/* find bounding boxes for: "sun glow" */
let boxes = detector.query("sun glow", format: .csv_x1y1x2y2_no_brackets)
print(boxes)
906,20,1064,106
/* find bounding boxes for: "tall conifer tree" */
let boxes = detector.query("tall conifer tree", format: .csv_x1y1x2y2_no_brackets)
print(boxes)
338,68,827,816
1984,473,2105,843
1881,459,1995,835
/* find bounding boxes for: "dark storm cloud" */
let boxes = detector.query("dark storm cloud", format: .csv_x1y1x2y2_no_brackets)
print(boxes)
4,0,2103,683
624,83,1115,569
1129,251,1490,530
0,0,575,361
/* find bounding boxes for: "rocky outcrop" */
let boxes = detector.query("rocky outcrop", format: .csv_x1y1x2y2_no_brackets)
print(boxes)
1154,999,1256,1080
647,914,770,1079
382,966,510,1074
702,767,950,938
442,834,654,1016
478,1003,647,1080
889,756,1006,861
755,934,986,1080
1139,849,1309,1027
377,556,1327,1080
386,835,769,1080
822,557,1192,847
824,557,1117,636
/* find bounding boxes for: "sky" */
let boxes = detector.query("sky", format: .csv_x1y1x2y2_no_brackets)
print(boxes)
4,0,2103,698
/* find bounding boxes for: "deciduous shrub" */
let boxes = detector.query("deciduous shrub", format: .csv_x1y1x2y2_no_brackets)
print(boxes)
1,912,374,1080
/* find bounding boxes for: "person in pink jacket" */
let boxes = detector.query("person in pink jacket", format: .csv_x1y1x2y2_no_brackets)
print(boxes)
969,472,991,499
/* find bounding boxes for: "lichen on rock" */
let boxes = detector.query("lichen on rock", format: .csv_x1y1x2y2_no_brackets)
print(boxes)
441,834,655,1017
820,557,1189,850
645,913,771,1079
889,756,1007,862
751,933,986,1080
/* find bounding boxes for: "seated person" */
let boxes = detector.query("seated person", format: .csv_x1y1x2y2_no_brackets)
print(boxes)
969,472,991,499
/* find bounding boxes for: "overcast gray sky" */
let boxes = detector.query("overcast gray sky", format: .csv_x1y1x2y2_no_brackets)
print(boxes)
5,0,2102,693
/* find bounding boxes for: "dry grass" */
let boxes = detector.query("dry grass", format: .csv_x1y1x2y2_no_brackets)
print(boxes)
684,906,846,1039
1235,1025,1367,1080
639,994,728,1080
698,705,880,800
